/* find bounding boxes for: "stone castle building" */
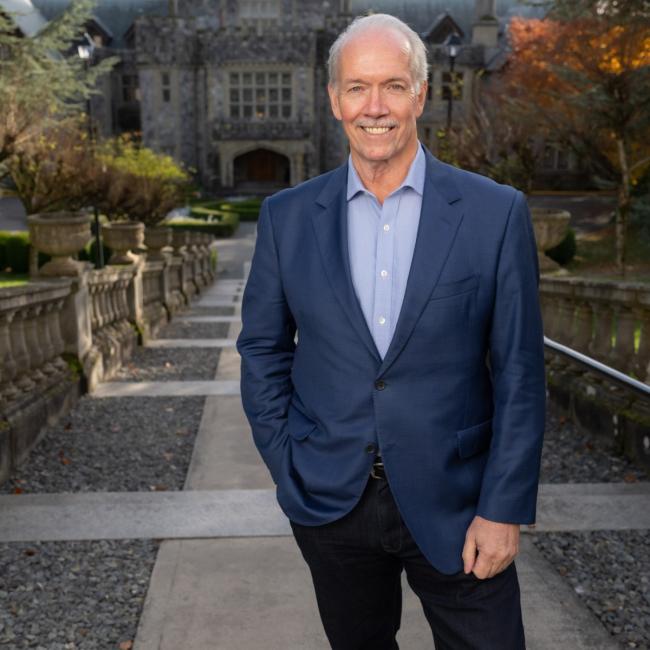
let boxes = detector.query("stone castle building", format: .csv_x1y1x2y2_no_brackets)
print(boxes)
130,0,502,192
22,0,575,193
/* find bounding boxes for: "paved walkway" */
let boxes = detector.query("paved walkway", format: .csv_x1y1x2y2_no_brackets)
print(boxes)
0,221,632,648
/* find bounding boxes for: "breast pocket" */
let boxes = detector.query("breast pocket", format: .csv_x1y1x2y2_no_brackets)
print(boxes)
429,274,479,302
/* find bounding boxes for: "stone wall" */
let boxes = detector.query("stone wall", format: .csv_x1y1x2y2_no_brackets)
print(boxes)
540,275,650,469
0,232,216,483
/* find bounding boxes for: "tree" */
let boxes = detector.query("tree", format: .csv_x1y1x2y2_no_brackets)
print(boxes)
5,115,96,214
0,0,118,187
500,3,650,274
93,134,191,226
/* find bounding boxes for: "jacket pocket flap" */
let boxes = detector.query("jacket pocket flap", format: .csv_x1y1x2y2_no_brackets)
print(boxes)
456,417,492,458
429,274,478,301
287,403,318,441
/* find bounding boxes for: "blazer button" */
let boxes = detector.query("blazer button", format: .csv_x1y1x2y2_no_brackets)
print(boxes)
365,443,376,454
375,380,386,391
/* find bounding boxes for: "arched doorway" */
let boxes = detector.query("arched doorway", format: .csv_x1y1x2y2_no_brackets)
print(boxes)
233,148,290,189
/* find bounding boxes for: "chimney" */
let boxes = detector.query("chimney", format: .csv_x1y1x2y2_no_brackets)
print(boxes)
472,0,498,47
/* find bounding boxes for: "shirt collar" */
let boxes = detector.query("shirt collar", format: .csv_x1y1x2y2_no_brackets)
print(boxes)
346,141,426,202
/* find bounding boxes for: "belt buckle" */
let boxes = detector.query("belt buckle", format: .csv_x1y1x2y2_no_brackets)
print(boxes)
370,458,384,480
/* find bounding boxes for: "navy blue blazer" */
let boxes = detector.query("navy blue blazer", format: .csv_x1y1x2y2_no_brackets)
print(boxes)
237,147,546,574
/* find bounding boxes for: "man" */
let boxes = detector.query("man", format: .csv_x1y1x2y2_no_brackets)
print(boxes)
237,13,545,650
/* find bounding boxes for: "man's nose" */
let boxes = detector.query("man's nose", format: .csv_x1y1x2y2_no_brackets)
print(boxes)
364,86,388,117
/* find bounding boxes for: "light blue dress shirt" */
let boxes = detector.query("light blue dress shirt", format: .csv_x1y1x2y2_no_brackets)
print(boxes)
347,143,426,359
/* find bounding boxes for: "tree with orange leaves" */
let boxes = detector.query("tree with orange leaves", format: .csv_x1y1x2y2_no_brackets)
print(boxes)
501,0,650,273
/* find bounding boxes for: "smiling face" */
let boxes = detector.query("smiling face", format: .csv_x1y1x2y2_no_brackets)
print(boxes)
328,28,427,173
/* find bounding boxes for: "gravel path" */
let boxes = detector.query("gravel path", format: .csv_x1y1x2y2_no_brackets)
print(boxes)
110,347,221,382
0,395,205,494
0,539,159,649
540,409,648,484
533,531,650,649
156,320,231,340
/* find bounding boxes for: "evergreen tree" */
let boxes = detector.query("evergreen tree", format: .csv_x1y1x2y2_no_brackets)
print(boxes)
0,0,118,185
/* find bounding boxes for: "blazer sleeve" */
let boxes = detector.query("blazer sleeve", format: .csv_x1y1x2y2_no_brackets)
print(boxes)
236,198,296,485
476,189,546,524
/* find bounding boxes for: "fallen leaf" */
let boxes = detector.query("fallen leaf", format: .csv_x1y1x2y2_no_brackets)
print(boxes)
163,452,173,461
150,485,168,491
24,548,37,556
119,641,133,650
624,473,638,483
58,450,71,465
12,487,23,494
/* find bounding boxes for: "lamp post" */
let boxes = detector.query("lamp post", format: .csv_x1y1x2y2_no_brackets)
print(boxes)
77,35,104,269
444,32,462,131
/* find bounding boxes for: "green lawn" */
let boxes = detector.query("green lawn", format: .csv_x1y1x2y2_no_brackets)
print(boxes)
0,272,29,288
567,222,650,282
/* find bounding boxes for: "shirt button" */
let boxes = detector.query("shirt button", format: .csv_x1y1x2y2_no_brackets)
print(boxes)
375,379,386,390
380,270,388,278
365,443,376,454
378,316,386,325
383,224,390,231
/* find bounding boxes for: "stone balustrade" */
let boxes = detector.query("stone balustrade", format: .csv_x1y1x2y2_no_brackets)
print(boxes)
540,275,650,383
0,235,216,482
540,275,650,469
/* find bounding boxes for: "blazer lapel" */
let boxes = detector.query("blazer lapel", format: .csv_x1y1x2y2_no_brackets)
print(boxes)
378,150,465,376
311,164,382,364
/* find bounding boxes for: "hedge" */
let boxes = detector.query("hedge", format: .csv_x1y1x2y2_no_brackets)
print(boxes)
168,212,239,238
0,231,31,273
191,198,262,222
546,227,577,266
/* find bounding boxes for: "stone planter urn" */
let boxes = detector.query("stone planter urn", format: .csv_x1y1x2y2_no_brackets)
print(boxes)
171,229,189,255
102,221,145,265
530,207,571,274
144,226,173,261
27,211,92,277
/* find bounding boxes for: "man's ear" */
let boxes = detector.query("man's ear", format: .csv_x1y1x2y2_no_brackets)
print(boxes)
414,79,427,118
328,83,342,121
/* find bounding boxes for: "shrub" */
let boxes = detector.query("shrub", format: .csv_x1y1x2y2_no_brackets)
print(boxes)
94,134,192,226
168,213,239,238
217,198,262,221
191,198,262,222
546,227,577,266
0,231,29,273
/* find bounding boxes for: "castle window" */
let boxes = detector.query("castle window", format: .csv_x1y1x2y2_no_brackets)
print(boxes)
541,143,575,171
441,71,463,101
229,70,292,121
122,73,139,103
161,71,171,103
239,0,281,28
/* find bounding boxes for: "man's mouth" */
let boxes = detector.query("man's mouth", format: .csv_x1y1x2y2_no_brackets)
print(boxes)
359,126,395,135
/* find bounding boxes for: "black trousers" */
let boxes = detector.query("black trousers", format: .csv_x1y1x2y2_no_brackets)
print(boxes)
290,473,526,650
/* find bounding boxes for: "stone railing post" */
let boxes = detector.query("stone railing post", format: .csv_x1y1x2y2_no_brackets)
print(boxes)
58,266,94,363
161,256,173,318
637,304,650,383
589,301,614,363
125,258,146,342
611,303,637,372
572,298,594,353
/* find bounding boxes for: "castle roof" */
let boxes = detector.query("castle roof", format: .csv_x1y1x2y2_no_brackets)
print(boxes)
0,0,47,37
30,1,545,49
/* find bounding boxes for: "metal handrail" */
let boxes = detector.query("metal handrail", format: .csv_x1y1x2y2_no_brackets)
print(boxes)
544,336,650,397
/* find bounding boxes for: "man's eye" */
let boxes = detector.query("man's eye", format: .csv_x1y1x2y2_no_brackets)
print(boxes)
348,86,362,93
389,84,406,91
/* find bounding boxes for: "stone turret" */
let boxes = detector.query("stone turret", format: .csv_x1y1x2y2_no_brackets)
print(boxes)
471,0,498,47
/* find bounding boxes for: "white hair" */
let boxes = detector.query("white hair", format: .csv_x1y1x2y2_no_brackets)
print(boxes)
328,14,429,93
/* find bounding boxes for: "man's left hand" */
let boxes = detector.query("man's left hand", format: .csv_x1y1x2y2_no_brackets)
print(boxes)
462,515,520,579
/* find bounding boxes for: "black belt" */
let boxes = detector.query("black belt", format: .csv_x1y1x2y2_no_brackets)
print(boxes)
370,456,386,480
